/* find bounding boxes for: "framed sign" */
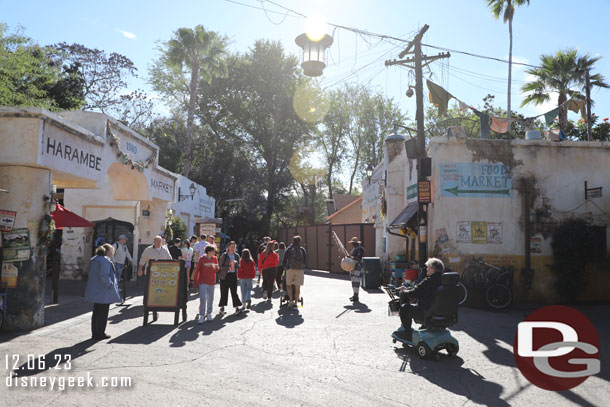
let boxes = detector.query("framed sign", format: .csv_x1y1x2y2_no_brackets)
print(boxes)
2,228,31,262
418,181,431,203
199,223,216,236
143,260,186,326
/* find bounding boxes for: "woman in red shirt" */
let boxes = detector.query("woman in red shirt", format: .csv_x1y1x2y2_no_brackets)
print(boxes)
238,249,256,309
258,241,279,300
193,245,218,323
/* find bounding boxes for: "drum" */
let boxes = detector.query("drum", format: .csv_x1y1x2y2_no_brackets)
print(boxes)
340,257,357,272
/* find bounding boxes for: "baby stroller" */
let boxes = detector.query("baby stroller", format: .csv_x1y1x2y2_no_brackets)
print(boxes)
279,269,303,308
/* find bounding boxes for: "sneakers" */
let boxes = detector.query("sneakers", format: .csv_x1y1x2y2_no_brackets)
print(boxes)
263,291,268,300
206,313,213,320
287,300,295,308
218,307,226,315
350,294,359,303
197,315,205,324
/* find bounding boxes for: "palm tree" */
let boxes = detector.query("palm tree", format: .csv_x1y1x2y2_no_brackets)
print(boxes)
487,0,530,134
166,25,227,178
521,49,609,133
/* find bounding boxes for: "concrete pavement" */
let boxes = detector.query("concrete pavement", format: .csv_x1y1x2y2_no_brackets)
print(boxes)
1,271,609,406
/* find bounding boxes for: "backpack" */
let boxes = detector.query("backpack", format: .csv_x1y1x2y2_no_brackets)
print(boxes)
289,245,306,270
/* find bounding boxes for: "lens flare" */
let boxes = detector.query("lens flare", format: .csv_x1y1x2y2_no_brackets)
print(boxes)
289,145,326,186
293,82,329,123
305,13,328,42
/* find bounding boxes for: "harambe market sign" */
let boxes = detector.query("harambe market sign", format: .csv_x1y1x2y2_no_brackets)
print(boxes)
38,123,104,182
440,163,512,198
150,171,175,202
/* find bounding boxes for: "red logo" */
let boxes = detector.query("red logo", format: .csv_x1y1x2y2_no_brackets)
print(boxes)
513,305,600,391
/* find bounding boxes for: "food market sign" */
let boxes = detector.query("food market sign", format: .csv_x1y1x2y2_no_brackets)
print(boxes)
440,163,512,198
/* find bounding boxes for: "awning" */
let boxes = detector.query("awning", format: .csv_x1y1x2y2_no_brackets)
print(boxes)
50,203,95,229
389,202,418,228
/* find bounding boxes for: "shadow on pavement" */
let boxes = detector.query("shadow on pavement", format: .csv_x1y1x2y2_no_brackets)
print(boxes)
169,320,201,346
251,299,273,314
362,287,384,294
109,324,174,345
394,347,509,406
305,270,350,281
336,302,371,318
11,339,97,377
107,304,144,324
276,308,304,328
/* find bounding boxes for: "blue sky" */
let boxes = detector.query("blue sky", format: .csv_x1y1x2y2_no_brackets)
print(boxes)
3,0,610,124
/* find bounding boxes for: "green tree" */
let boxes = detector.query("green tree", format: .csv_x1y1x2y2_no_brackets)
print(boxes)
521,49,609,134
150,25,227,178
0,24,84,109
487,0,530,132
198,40,315,234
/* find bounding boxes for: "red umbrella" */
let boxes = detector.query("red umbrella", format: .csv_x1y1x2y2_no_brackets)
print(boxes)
50,203,94,229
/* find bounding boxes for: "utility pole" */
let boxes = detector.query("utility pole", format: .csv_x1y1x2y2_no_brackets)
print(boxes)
385,25,450,270
585,69,592,141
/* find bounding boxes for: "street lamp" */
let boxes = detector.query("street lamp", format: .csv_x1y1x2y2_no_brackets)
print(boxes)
366,164,386,186
295,33,333,77
178,182,196,201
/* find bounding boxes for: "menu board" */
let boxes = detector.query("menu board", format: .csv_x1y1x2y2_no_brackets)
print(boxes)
146,260,180,308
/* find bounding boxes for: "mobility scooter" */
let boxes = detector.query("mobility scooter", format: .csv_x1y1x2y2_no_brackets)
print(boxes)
386,272,461,359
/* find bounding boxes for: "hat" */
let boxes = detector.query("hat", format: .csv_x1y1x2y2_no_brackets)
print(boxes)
348,237,361,244
118,234,127,240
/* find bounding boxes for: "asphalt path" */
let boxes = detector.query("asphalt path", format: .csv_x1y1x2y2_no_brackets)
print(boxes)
1,271,608,406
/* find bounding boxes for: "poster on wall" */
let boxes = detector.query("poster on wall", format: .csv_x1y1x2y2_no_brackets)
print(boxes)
1,228,31,262
1,263,18,288
471,221,487,243
530,237,542,253
440,163,512,198
0,210,17,232
436,228,449,243
486,222,502,244
456,222,472,243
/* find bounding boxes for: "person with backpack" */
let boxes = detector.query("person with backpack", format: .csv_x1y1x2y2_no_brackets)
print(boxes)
258,240,279,300
112,234,133,282
282,235,307,308
347,237,365,303
218,241,242,314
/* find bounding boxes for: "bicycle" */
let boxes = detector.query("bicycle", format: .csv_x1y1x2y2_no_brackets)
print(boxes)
460,257,513,309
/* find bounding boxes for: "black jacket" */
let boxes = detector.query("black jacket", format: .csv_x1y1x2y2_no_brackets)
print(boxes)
406,271,443,310
169,245,182,260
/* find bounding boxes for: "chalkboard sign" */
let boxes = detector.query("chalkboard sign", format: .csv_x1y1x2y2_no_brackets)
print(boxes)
143,260,186,326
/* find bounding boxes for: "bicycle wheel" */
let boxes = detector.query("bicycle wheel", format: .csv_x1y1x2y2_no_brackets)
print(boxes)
485,283,512,309
456,282,468,305
462,265,484,288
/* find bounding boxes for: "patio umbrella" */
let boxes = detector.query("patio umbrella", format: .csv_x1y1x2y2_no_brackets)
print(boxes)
50,203,94,229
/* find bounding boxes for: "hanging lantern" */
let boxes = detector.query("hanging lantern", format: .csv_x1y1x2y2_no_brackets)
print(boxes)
295,33,333,77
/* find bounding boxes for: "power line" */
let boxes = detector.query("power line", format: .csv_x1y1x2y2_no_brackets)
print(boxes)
422,43,540,68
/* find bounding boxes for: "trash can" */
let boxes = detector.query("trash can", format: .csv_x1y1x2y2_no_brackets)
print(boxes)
361,257,381,289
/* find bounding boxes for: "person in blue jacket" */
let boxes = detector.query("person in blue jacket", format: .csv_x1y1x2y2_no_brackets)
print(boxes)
84,243,121,340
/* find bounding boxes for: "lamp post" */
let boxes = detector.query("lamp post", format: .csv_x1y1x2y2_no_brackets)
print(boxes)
178,183,196,202
366,164,386,187
295,33,333,77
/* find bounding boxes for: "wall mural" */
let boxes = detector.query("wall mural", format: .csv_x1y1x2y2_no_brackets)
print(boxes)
440,163,512,198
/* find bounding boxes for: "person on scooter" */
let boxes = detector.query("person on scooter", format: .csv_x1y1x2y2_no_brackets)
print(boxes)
394,257,445,342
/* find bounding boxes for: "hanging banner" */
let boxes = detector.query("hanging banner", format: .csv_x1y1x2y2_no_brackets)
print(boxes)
0,210,17,232
2,228,31,262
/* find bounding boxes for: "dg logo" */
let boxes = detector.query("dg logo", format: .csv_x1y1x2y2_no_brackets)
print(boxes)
513,305,601,391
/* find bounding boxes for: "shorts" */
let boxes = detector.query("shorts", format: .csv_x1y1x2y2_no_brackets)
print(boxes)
286,268,304,286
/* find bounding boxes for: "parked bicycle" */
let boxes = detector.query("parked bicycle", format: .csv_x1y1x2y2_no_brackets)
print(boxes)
459,257,513,309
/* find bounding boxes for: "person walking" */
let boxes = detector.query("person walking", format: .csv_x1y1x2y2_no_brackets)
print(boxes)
181,240,194,287
347,237,365,303
275,242,285,292
283,235,307,309
193,245,219,323
256,237,270,285
238,249,256,310
138,236,172,277
218,241,242,314
83,244,121,340
112,234,133,303
258,241,279,300
193,234,208,261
